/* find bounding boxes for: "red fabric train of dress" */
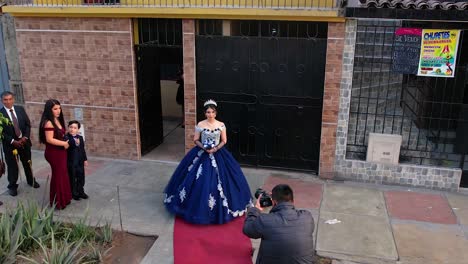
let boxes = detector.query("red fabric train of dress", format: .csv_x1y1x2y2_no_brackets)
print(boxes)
174,216,253,264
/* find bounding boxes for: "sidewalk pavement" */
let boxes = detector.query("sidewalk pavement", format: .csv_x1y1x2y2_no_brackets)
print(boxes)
1,150,468,264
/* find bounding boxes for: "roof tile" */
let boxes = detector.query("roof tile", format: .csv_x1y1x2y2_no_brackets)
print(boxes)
359,0,468,10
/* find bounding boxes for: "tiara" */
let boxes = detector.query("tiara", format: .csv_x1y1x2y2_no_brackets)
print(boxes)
203,99,217,107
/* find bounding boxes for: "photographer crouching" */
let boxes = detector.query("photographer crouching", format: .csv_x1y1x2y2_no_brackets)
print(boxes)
243,184,315,264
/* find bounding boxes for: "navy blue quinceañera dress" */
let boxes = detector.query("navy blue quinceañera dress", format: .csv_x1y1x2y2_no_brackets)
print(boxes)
164,125,253,224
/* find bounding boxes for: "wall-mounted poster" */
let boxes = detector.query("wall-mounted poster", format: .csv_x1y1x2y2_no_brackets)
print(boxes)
417,29,461,78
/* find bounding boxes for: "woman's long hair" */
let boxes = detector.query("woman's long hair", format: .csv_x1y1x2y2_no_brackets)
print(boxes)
38,99,65,144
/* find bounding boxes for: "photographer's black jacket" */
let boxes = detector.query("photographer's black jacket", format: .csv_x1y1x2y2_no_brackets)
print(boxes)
243,202,315,264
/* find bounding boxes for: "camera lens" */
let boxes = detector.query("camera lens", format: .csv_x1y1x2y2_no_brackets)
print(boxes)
254,188,264,199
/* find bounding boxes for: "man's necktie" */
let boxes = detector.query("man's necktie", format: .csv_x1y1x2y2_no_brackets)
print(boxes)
10,109,21,138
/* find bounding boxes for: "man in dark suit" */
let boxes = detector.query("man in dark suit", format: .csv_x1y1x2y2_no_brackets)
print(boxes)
1,91,40,196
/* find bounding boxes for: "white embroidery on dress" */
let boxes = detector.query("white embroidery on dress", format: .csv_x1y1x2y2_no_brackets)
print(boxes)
213,168,251,218
180,144,252,218
208,194,216,210
210,153,218,168
163,193,174,203
188,150,205,171
179,187,186,203
196,164,203,180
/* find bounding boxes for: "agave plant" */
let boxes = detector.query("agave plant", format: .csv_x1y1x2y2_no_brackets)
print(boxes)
0,200,60,262
16,201,58,251
0,213,24,264
65,213,96,243
80,243,112,264
18,231,85,264
96,221,113,244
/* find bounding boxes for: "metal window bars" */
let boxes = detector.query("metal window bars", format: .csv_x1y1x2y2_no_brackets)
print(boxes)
346,20,468,169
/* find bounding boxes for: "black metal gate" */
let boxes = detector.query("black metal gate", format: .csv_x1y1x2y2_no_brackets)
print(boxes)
196,22,327,171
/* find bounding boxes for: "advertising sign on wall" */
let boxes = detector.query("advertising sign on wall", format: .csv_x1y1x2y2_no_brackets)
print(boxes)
417,29,461,78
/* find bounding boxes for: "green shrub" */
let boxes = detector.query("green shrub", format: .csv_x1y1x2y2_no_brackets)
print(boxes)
80,243,110,264
1,200,114,263
96,222,113,244
67,218,96,243
0,213,24,264
19,231,85,264
1,200,57,262
16,201,58,251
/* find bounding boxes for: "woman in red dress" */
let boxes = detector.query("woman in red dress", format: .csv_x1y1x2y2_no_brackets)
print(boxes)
38,99,71,210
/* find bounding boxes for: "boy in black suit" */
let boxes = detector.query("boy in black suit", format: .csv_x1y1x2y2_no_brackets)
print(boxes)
65,120,88,200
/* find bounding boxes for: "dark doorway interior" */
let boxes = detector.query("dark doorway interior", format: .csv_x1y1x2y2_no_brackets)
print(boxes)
135,19,183,156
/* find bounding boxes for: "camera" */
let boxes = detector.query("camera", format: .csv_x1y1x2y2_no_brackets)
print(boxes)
254,188,273,208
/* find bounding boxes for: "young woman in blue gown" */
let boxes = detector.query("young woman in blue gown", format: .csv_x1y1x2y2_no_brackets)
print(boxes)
164,99,252,224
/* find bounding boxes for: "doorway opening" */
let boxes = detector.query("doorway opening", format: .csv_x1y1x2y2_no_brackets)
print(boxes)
135,18,185,162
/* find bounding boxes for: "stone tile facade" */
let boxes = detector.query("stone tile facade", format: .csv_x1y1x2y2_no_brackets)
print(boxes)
182,19,196,153
319,22,345,178
332,20,462,191
15,17,140,159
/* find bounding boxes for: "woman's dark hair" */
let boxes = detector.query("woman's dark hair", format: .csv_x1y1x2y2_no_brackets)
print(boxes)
271,184,294,203
204,104,217,113
39,99,65,144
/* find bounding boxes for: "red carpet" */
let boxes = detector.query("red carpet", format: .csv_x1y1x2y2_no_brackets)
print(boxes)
174,216,253,264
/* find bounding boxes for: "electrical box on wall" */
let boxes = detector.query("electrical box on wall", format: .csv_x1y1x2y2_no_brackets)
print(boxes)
366,133,402,165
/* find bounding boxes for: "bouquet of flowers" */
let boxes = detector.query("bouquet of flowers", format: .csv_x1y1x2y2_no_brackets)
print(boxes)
203,138,216,150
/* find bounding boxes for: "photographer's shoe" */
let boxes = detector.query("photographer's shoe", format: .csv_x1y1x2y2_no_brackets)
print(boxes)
80,193,89,199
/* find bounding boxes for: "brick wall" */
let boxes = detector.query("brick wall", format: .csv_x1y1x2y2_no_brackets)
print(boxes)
182,19,196,153
319,22,345,178
15,17,140,159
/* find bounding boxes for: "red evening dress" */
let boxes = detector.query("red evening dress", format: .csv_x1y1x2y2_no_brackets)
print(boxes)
44,126,72,210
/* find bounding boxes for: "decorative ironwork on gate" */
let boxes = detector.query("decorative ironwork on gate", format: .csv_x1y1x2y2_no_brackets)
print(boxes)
347,20,468,170
196,20,328,172
137,18,182,47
